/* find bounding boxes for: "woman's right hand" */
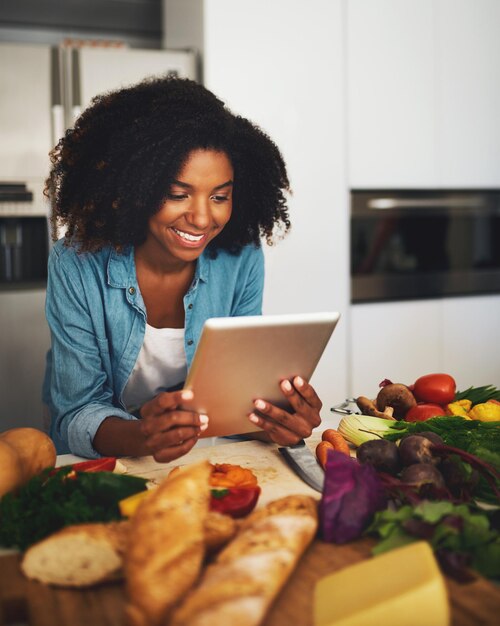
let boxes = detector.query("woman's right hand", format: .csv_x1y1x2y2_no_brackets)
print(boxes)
138,389,208,463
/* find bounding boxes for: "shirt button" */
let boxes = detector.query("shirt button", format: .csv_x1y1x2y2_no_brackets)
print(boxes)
128,287,136,295
188,303,193,310
187,339,194,346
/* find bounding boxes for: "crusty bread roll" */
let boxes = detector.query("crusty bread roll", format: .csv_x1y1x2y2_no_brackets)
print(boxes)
124,460,212,626
21,521,128,587
170,494,318,626
19,512,235,590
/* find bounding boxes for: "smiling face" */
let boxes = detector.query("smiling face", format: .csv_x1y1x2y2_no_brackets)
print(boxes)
141,149,234,269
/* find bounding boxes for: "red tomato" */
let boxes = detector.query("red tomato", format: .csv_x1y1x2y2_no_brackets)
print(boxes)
405,403,446,422
413,373,456,405
210,486,261,518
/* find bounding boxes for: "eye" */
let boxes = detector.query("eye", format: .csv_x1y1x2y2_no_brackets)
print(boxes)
167,193,188,201
211,194,230,203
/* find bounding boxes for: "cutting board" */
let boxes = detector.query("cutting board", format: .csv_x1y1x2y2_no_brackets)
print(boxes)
1,539,500,626
119,437,321,506
1,438,500,625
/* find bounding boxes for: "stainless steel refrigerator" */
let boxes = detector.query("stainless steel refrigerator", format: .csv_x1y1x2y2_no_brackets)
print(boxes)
0,42,196,431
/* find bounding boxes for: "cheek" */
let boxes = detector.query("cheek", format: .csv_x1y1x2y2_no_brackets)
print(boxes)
219,202,233,226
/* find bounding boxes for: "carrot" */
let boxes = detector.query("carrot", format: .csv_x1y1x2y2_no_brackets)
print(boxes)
321,428,350,456
316,440,334,469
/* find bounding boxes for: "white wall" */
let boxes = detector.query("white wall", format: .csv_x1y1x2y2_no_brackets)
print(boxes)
164,0,350,411
201,0,349,412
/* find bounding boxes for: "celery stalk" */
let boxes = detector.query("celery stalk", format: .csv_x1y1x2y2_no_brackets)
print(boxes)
338,415,403,447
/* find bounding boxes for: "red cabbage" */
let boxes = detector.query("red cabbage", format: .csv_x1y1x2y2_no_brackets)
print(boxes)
319,450,387,543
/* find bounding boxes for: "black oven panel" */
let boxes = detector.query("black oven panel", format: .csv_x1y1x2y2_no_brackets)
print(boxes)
351,190,500,303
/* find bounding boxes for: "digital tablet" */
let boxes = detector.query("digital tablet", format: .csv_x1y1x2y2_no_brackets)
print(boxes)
182,312,340,438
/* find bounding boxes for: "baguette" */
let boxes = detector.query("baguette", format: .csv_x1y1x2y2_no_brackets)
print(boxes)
170,494,318,626
21,521,128,587
124,460,212,626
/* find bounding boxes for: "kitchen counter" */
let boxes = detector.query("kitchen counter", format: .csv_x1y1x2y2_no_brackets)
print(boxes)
1,431,500,625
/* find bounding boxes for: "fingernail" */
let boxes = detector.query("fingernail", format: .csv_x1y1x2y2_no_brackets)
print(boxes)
249,413,260,424
295,376,304,387
282,380,292,392
200,422,209,431
199,414,209,425
254,399,266,410
181,390,194,401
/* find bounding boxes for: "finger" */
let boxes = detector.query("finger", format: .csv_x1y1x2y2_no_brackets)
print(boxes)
248,412,303,446
151,436,199,463
140,411,209,437
253,399,315,438
292,376,323,411
145,425,201,452
142,389,194,419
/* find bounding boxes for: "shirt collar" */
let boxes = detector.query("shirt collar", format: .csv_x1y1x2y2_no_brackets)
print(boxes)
107,246,135,288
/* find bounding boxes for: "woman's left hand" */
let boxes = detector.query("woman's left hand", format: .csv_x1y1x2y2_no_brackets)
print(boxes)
248,376,322,445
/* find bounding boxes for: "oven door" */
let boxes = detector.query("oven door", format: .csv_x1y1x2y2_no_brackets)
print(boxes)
350,190,500,303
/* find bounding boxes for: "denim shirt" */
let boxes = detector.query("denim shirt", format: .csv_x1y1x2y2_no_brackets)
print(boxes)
43,239,264,457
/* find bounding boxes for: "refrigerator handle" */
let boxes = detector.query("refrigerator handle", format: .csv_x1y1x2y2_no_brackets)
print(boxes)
71,48,82,123
50,47,65,147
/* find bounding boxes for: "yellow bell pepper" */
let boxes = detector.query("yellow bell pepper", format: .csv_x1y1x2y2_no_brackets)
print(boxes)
446,399,472,418
468,401,500,422
119,488,152,517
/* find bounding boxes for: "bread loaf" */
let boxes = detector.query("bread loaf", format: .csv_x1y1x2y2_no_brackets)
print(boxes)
21,521,128,587
19,511,235,590
124,460,212,626
170,494,318,626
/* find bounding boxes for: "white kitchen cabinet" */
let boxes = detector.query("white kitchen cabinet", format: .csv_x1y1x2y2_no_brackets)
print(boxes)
350,295,500,398
437,0,500,187
350,299,441,397
347,0,500,188
347,0,437,188
441,295,500,390
164,0,350,409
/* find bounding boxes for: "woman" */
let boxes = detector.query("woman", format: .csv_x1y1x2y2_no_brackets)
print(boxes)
43,76,322,460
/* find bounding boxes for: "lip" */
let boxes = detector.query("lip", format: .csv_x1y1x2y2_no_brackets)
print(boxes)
169,227,210,248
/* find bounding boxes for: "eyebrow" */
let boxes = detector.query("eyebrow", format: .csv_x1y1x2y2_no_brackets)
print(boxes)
171,179,234,191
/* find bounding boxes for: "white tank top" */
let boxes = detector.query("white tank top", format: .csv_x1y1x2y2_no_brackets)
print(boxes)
122,324,187,412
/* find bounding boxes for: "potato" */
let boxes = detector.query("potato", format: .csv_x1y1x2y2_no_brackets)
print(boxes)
0,427,56,484
0,440,24,497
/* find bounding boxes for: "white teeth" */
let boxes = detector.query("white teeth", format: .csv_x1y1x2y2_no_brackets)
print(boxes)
172,228,204,242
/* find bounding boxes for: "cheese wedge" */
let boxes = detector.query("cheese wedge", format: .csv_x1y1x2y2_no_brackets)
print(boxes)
314,541,450,626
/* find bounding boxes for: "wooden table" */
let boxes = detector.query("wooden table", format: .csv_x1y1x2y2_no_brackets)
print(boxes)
1,438,499,625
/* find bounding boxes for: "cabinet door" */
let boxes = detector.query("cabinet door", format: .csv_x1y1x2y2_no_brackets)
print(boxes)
0,43,52,180
437,0,500,187
347,0,437,188
350,300,441,397
441,295,500,390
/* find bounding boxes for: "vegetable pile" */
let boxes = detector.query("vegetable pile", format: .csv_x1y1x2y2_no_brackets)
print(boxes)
355,373,500,423
322,373,500,581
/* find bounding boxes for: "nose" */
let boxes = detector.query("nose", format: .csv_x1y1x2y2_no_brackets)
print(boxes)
186,197,211,230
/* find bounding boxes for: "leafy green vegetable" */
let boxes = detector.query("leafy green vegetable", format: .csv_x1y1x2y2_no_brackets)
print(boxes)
383,416,500,460
367,500,500,580
0,468,147,550
455,385,500,406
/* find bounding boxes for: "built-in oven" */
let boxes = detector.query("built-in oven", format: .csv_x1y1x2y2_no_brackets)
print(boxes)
0,183,49,288
350,190,500,303
0,181,51,432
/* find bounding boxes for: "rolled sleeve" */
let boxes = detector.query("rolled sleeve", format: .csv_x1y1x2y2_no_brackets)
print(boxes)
66,404,137,459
